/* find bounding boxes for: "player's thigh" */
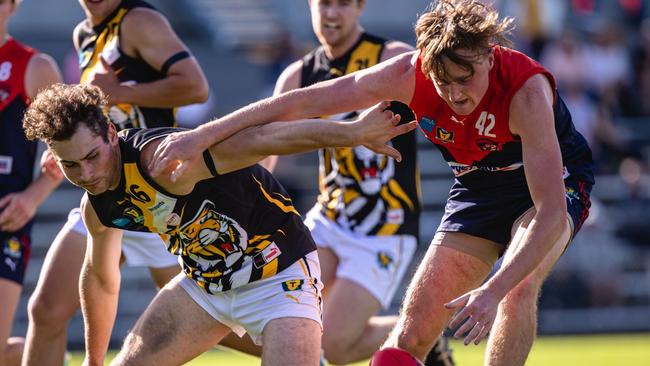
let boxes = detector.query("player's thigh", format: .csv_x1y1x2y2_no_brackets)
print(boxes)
148,265,180,289
261,317,322,366
396,232,493,340
317,247,338,298
0,279,21,345
321,277,381,346
112,276,231,366
29,228,86,315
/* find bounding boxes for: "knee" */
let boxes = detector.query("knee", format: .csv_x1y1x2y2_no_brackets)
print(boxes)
322,332,354,365
322,334,353,364
27,289,76,328
388,325,435,360
502,278,542,310
111,334,146,366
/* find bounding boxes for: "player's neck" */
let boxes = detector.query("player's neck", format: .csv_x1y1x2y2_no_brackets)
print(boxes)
323,26,363,60
0,31,9,48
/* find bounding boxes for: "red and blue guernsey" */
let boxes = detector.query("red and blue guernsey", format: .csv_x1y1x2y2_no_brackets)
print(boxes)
0,38,37,284
409,45,594,245
0,39,37,217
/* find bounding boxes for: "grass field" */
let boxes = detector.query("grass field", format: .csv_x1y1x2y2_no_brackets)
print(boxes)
67,333,650,365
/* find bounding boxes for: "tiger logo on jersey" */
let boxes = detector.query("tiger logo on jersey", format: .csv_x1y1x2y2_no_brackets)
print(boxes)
106,103,146,130
332,144,393,197
173,200,248,277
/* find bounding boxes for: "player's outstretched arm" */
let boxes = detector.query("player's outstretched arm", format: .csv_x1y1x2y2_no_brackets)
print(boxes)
79,195,123,366
148,52,417,178
208,101,417,175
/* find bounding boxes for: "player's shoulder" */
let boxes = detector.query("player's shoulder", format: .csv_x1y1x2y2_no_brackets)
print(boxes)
380,40,415,62
275,59,304,94
121,5,170,34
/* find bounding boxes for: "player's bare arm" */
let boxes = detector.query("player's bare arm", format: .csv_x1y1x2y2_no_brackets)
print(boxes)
79,195,123,366
148,102,415,185
149,52,417,178
445,74,568,345
90,8,209,107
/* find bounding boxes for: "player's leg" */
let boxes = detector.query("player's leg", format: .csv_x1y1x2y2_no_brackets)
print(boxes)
23,226,85,366
320,234,417,364
213,246,338,359
382,232,496,361
111,274,232,365
484,209,572,366
0,279,21,366
247,252,324,366
120,231,180,290
147,265,180,289
261,317,322,366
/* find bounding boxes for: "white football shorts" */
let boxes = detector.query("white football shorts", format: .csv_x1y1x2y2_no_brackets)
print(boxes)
304,207,417,309
177,250,323,345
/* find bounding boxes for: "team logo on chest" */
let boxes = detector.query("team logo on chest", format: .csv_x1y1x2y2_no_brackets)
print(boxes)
435,127,455,143
174,200,248,275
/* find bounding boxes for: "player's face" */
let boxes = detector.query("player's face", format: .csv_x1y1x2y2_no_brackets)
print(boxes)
49,124,121,195
79,0,120,25
431,49,494,116
0,0,16,27
309,0,363,49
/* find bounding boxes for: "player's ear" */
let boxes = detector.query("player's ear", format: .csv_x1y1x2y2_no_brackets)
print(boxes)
107,122,118,146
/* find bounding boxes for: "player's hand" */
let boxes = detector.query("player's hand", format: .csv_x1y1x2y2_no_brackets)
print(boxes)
445,286,500,346
40,149,64,181
88,57,123,104
148,129,207,182
352,101,417,162
0,191,38,232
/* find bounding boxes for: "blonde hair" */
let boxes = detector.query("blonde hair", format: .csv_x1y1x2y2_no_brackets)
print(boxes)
415,0,513,80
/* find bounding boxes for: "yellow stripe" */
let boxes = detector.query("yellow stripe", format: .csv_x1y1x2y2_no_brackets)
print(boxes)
298,258,308,277
285,294,300,304
252,175,299,215
388,179,415,211
343,189,360,205
80,9,128,83
377,186,400,235
249,234,272,244
261,258,278,279
245,239,271,254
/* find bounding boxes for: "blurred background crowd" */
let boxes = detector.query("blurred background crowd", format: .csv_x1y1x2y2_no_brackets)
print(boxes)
8,0,650,348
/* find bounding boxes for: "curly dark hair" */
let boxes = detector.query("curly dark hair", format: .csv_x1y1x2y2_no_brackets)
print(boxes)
415,0,513,81
23,83,110,145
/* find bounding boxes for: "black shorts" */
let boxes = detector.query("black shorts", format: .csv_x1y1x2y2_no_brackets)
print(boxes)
1,226,32,285
438,174,593,247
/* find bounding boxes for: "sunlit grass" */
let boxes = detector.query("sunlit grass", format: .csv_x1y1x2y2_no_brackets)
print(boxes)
68,333,650,365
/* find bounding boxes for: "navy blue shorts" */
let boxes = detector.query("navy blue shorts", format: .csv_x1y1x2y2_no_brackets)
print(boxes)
1,226,32,285
438,174,593,247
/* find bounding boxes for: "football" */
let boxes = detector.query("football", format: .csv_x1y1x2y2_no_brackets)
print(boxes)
369,347,424,366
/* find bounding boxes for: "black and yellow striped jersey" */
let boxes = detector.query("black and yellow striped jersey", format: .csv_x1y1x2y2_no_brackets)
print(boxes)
87,128,316,293
300,33,421,238
75,0,174,131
